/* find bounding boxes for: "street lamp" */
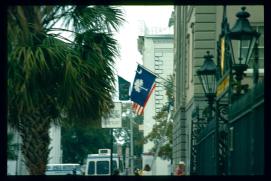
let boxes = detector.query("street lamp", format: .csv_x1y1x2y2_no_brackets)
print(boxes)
227,7,260,92
197,51,220,175
129,111,134,175
196,51,218,120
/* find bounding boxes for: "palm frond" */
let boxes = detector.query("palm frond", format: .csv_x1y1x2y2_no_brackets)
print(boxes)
58,6,124,34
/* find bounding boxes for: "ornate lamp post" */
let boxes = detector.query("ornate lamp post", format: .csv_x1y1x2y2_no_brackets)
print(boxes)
227,7,260,94
197,51,219,174
196,51,218,120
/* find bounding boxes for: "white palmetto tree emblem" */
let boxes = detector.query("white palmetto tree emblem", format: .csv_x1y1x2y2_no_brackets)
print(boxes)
134,79,144,93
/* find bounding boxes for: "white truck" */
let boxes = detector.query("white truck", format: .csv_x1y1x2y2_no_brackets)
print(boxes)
85,149,124,176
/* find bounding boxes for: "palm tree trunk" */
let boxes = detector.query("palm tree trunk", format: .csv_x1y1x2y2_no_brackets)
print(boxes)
20,110,51,175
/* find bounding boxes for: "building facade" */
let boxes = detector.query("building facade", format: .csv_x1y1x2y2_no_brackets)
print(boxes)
138,33,174,175
7,126,28,175
172,5,264,175
7,123,62,175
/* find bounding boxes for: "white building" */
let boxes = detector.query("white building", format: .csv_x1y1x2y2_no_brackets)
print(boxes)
7,126,28,175
7,123,62,175
137,31,174,175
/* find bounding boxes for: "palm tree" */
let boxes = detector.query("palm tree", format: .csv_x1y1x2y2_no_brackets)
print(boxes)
8,6,124,175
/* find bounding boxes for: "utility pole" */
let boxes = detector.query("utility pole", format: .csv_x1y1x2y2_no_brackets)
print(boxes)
130,113,134,175
125,146,130,175
110,128,113,175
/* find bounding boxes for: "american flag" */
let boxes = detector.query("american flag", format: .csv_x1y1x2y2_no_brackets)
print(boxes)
130,65,157,115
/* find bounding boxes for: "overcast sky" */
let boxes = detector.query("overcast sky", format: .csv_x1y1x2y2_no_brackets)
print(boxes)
53,6,173,84
114,6,174,83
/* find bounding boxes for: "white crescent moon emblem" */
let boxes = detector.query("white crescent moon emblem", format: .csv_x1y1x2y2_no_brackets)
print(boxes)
137,69,142,74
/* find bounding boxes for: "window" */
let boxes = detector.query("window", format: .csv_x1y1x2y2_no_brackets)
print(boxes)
248,25,264,69
87,161,95,175
52,165,61,170
154,52,163,57
155,100,162,104
156,95,163,100
155,69,163,74
155,90,161,96
46,166,53,171
63,165,73,171
75,165,80,170
155,60,163,65
185,34,190,89
97,161,109,174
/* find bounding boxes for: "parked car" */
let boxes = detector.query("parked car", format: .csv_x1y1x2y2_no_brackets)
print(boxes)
45,163,82,175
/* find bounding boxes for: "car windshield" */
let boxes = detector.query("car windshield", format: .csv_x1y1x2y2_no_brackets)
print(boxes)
63,165,79,170
52,165,61,170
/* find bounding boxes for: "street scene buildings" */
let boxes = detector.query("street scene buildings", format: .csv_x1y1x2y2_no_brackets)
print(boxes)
172,5,264,175
7,5,264,176
138,33,174,175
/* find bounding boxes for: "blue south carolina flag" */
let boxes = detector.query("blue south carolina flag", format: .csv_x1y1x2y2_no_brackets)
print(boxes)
130,64,157,115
